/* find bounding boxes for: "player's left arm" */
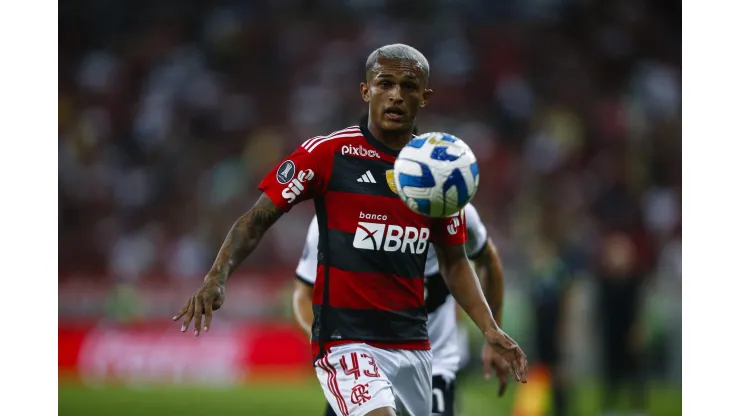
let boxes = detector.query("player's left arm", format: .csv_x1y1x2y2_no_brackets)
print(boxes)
472,239,504,326
435,241,526,381
463,204,504,326
433,211,527,382
470,238,511,392
435,242,495,334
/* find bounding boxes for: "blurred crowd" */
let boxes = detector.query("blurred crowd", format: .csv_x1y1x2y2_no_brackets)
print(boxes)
59,0,681,407
59,0,680,287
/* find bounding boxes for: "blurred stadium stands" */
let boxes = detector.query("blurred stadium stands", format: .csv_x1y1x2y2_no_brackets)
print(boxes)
59,0,681,414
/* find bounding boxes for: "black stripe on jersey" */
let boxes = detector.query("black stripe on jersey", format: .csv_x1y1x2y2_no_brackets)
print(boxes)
327,153,397,199
320,228,427,279
314,196,331,361
467,233,489,260
425,272,451,314
312,305,428,342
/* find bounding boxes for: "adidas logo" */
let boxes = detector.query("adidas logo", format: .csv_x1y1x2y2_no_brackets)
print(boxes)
357,170,377,183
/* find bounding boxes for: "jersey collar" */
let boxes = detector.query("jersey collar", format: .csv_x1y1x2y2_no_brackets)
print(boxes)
360,124,403,158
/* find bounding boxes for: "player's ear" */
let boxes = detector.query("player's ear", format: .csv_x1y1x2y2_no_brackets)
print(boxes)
361,82,371,103
420,88,434,108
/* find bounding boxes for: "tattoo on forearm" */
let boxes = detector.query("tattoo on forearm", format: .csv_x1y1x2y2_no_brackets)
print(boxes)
209,195,282,284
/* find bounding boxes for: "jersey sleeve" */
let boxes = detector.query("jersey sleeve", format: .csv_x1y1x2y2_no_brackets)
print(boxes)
430,208,468,246
463,204,489,259
295,216,320,285
257,143,332,213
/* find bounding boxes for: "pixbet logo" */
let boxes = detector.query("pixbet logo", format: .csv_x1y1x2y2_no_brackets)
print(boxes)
352,213,430,254
341,144,380,159
282,169,315,203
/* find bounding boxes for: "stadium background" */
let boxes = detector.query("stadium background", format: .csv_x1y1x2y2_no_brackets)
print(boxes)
58,0,681,414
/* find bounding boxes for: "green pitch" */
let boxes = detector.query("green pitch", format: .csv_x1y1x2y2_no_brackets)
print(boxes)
58,377,680,416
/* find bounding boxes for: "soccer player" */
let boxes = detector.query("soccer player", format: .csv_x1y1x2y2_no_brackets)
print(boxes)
293,203,511,416
173,43,527,416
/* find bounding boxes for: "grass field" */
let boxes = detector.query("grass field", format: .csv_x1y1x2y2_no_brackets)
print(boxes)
59,376,681,416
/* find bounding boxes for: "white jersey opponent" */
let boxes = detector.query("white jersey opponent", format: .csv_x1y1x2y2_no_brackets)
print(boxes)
296,203,489,382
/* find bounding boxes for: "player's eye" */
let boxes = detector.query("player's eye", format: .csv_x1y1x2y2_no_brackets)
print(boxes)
404,83,418,91
379,81,393,88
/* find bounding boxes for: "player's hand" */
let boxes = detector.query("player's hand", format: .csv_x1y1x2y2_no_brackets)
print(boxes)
172,276,225,337
482,343,510,397
484,328,528,383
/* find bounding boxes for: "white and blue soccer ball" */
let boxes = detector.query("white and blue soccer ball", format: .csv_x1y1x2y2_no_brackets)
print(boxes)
393,132,480,218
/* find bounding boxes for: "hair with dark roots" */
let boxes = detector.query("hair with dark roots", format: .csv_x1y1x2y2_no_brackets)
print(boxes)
365,44,430,80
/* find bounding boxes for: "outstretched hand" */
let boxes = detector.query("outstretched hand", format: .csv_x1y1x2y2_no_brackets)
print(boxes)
173,277,225,337
482,343,511,397
484,328,528,383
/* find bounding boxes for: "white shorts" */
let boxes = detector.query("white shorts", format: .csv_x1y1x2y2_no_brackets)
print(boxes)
314,343,433,416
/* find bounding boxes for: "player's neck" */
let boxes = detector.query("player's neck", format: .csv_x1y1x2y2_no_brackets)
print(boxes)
367,123,413,151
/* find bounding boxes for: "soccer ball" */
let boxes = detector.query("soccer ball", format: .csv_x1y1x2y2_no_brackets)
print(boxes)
393,132,480,218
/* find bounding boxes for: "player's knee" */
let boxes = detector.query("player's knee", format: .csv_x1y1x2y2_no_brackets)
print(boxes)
364,406,396,416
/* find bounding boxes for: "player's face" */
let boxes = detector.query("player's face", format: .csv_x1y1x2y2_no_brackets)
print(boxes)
361,58,433,133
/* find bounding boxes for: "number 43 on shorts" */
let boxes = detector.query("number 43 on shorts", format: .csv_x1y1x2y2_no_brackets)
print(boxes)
340,352,381,379
316,349,395,415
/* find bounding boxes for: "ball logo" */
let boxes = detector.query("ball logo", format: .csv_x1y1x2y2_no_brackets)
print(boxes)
341,144,380,159
276,160,296,184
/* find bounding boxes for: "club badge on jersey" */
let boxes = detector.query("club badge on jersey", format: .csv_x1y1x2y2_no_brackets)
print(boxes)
386,170,398,194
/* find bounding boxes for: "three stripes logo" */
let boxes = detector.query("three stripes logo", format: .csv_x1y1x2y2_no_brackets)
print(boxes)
357,170,377,184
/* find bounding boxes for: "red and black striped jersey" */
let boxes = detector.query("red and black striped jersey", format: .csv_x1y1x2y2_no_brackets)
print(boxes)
258,125,468,359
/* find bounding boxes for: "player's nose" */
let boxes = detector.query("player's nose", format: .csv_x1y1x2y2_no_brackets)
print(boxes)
387,85,403,102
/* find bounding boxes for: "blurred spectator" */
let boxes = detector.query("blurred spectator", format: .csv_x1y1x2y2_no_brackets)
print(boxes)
595,231,652,416
528,238,573,416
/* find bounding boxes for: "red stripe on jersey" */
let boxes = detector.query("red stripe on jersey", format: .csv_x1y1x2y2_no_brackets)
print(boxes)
323,191,431,234
313,265,425,310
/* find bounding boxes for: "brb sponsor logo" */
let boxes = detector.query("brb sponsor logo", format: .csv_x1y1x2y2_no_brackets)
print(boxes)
341,144,380,159
353,212,429,254
282,165,315,203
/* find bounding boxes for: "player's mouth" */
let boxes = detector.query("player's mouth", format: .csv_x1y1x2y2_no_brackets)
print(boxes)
384,107,406,122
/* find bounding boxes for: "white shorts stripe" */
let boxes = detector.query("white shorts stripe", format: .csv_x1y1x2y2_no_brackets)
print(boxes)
319,355,349,416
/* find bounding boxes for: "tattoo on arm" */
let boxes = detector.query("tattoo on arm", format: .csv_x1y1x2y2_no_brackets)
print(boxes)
208,194,282,285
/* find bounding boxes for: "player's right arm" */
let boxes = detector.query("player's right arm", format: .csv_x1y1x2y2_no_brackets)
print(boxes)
174,141,332,337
